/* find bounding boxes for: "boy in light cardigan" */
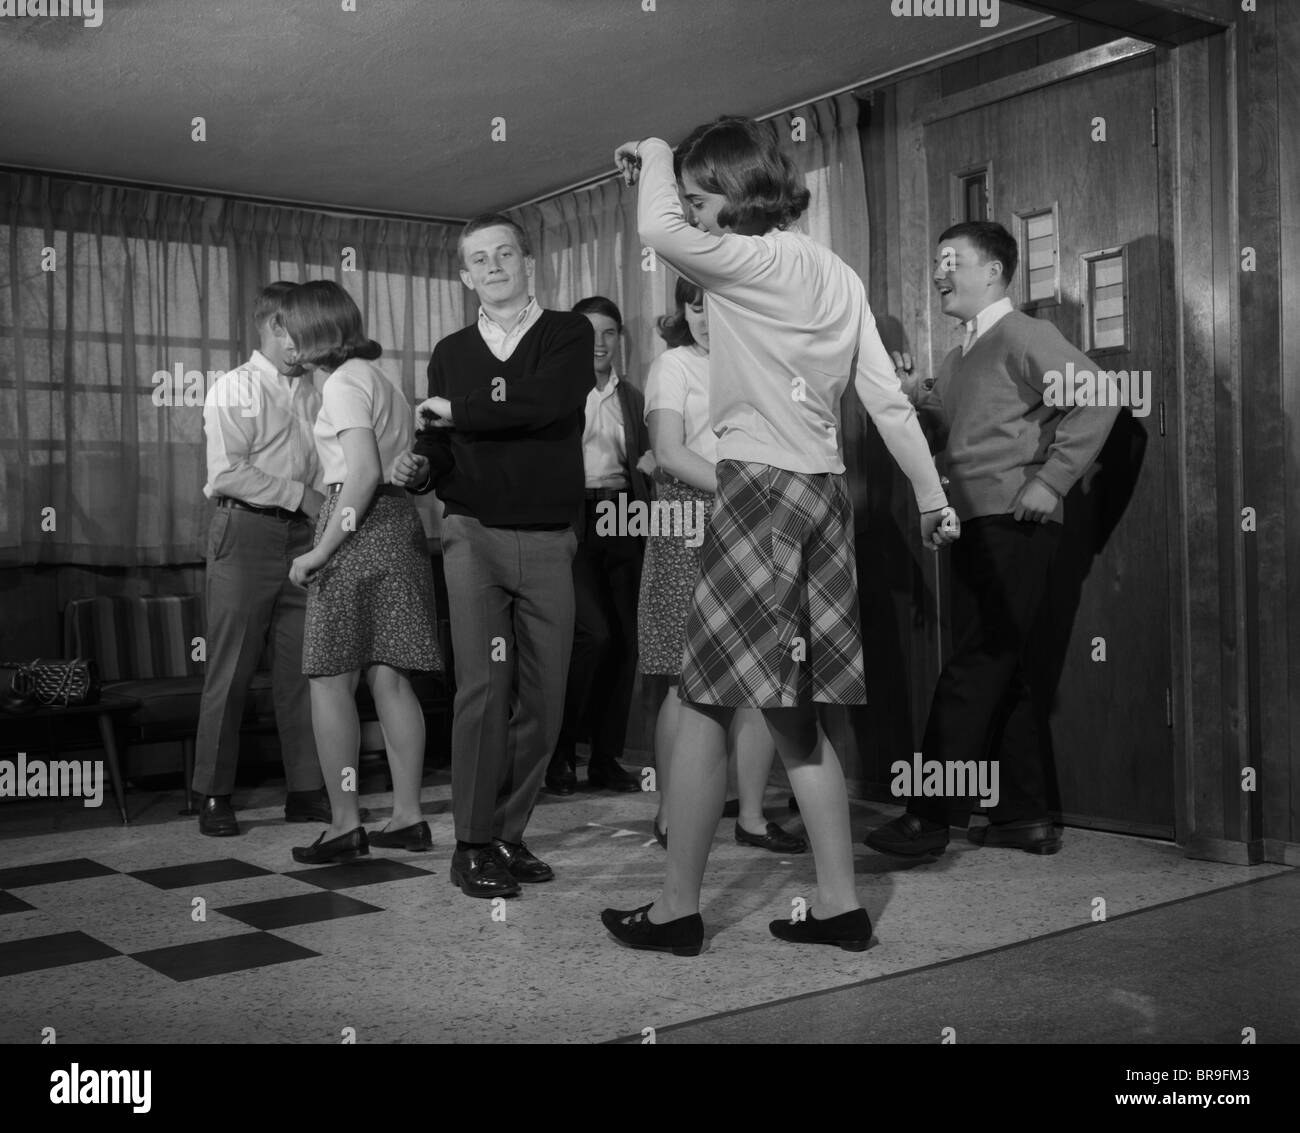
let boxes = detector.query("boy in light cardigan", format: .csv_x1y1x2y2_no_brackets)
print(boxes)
867,220,1121,857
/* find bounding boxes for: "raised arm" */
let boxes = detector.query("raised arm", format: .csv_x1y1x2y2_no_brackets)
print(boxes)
635,138,767,292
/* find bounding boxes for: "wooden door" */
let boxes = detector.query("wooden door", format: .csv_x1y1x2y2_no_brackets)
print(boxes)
922,54,1173,836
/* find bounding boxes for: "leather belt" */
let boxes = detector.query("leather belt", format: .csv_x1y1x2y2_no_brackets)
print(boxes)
326,483,406,498
216,497,306,522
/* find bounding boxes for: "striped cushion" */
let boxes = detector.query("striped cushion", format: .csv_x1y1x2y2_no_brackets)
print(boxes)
63,596,206,681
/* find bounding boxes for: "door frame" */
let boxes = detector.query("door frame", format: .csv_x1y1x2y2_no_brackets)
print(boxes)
903,36,1207,853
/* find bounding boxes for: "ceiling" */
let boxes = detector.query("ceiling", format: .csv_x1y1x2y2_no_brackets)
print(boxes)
0,0,1050,222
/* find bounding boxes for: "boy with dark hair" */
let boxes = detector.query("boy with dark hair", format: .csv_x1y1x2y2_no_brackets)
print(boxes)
866,220,1121,857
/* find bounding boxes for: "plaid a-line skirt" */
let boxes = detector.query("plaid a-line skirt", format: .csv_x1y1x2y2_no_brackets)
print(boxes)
302,488,443,678
679,459,868,707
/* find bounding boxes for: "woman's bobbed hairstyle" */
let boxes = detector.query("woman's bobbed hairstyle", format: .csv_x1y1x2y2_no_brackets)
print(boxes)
277,280,382,374
656,276,705,348
676,115,810,235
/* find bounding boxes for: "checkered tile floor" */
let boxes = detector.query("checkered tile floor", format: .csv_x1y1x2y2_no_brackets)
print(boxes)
0,855,426,982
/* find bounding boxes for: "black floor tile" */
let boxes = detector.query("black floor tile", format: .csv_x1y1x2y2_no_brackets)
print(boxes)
0,931,121,977
129,859,274,890
132,932,319,982
217,891,382,931
0,858,118,889
0,891,35,915
283,859,433,890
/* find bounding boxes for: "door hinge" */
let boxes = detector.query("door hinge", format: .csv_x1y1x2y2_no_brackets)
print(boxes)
1159,401,1166,436
1166,687,1173,727
1151,107,1158,147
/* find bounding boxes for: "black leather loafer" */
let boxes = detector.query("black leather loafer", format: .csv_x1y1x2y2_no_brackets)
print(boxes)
968,817,1062,855
863,813,949,856
601,903,704,956
491,838,554,883
199,795,239,837
284,788,332,824
544,761,577,796
769,907,873,951
292,826,369,864
450,847,521,898
587,760,641,792
369,820,433,851
735,821,807,854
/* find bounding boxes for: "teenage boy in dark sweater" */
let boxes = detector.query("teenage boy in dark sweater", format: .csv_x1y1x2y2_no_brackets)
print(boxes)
866,220,1120,857
394,214,594,898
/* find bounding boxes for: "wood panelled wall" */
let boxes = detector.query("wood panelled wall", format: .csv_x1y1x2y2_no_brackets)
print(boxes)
844,3,1300,862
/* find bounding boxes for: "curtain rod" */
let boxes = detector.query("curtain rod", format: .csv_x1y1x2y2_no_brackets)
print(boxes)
0,164,469,227
509,13,1058,213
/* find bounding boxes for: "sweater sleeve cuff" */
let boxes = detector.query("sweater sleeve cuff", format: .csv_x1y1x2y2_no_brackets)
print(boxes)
1035,463,1073,499
915,486,949,514
448,395,472,431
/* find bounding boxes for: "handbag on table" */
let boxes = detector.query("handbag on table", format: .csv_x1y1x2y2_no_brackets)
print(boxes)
0,658,101,711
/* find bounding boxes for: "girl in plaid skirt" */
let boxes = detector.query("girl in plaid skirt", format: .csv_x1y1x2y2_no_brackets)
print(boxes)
602,119,958,955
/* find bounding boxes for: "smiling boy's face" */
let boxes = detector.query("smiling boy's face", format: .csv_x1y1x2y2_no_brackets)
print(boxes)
459,225,533,307
584,313,620,377
933,235,1007,323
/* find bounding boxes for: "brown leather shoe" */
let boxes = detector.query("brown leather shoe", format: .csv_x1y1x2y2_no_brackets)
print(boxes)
968,817,1062,855
863,813,948,856
199,795,239,837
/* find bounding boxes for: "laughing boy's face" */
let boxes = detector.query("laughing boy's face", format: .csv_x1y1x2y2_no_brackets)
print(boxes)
933,235,1001,323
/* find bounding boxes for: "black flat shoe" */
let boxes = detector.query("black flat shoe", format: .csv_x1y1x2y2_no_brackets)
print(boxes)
491,838,554,882
284,788,332,823
863,814,949,856
199,795,239,838
292,826,369,865
769,907,873,951
450,847,521,898
368,820,433,851
600,903,703,956
653,820,668,849
735,821,807,854
587,760,641,792
968,817,1062,855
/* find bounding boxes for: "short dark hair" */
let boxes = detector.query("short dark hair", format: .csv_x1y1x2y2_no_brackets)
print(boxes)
572,295,623,332
253,281,295,327
657,276,704,348
938,221,1019,284
458,213,532,268
677,116,810,235
277,280,382,374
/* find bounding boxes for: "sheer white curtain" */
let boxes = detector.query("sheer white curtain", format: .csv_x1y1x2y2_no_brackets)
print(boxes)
0,174,464,565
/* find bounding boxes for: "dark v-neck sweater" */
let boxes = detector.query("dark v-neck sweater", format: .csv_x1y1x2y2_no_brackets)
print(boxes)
412,309,595,527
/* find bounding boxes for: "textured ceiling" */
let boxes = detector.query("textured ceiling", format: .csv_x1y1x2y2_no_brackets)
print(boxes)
0,0,1048,220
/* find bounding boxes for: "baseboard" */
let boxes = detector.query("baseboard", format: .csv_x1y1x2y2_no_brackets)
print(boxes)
1261,838,1300,865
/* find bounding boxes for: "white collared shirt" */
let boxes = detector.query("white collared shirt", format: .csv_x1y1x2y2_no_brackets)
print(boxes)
582,373,628,488
203,350,321,511
477,295,543,361
962,296,1015,354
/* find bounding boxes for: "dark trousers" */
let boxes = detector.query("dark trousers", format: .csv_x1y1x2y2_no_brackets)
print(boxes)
441,514,577,843
193,507,323,797
555,499,644,766
909,515,1061,827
